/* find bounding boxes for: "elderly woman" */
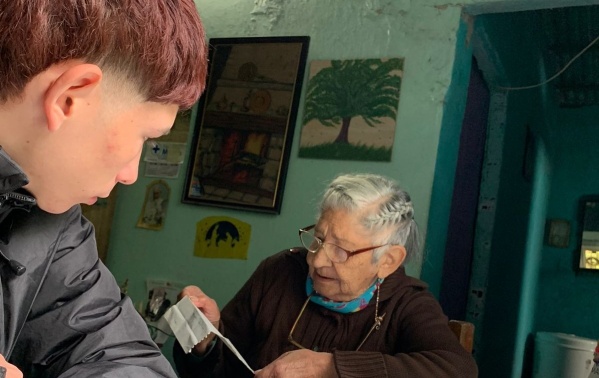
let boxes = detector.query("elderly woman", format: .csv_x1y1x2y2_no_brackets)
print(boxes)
173,173,478,377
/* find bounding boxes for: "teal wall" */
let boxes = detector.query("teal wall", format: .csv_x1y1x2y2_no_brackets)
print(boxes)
465,11,556,378
478,88,544,378
535,106,599,339
102,0,595,372
470,8,599,378
107,0,472,315
516,138,551,377
421,17,473,295
106,0,468,364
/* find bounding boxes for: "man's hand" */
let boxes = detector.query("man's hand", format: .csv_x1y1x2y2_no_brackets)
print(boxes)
254,349,337,378
178,285,220,355
0,355,22,378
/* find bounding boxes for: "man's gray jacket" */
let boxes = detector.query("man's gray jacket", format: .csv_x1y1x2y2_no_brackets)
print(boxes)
0,148,176,377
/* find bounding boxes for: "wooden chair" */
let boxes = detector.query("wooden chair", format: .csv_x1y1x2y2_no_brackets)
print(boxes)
449,320,475,353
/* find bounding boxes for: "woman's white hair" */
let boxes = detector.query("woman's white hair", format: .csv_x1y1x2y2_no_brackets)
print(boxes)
319,173,421,263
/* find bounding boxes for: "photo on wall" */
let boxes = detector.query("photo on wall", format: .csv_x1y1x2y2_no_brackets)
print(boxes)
299,58,404,162
137,180,170,231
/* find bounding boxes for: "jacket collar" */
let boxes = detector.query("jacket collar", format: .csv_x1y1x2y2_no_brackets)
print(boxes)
0,148,29,194
0,148,36,225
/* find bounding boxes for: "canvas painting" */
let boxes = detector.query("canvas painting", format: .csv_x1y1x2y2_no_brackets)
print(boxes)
299,58,403,161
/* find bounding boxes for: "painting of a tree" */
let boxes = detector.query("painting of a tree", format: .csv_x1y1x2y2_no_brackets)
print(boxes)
299,58,403,161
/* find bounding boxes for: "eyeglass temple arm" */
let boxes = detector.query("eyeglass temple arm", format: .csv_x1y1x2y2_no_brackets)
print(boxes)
355,312,386,351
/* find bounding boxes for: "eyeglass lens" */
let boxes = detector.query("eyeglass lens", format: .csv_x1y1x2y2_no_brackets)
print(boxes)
300,229,349,263
300,230,321,252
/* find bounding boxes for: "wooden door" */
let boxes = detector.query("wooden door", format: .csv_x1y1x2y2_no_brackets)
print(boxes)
81,188,119,262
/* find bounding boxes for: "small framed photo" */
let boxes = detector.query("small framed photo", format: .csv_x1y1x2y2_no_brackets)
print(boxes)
545,218,571,248
137,180,170,231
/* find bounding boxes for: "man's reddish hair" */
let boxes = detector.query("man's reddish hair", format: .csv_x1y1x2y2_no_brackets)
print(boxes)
0,0,207,109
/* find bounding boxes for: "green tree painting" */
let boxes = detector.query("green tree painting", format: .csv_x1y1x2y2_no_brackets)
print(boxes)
299,58,403,161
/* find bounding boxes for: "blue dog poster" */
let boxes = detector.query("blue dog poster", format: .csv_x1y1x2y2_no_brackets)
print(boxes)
194,216,251,259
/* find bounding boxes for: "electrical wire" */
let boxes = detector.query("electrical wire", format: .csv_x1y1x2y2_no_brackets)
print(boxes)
496,34,599,91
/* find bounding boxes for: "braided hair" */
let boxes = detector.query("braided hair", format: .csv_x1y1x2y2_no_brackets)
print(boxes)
320,173,421,263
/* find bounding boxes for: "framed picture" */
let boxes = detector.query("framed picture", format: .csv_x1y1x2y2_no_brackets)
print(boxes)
137,180,170,230
182,36,310,214
577,196,599,270
299,58,403,161
545,218,570,248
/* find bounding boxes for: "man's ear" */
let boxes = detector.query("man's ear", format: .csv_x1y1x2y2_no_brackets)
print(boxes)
44,64,102,131
377,245,407,279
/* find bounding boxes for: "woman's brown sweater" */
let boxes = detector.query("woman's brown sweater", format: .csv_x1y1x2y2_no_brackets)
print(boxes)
174,249,478,377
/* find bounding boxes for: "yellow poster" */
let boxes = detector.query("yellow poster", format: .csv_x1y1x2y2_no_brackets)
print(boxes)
194,216,251,259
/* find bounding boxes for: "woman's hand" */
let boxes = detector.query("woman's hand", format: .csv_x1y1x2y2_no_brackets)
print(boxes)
178,285,220,355
254,350,337,378
0,354,22,378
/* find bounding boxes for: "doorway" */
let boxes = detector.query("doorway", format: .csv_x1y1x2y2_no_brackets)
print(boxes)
433,2,599,377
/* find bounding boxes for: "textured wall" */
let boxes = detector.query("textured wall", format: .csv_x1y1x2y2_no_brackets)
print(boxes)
107,0,466,309
536,106,599,338
104,0,589,370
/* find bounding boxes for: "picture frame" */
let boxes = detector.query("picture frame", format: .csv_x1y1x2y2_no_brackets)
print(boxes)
544,218,571,248
182,36,310,214
137,180,170,231
299,58,404,161
576,196,599,270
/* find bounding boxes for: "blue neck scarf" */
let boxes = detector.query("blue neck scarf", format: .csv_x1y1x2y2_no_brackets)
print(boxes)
305,276,384,314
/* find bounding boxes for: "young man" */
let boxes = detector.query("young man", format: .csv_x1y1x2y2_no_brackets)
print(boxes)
0,1,208,377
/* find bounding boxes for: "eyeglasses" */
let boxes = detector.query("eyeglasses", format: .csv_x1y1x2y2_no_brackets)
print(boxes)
298,224,387,263
288,293,386,352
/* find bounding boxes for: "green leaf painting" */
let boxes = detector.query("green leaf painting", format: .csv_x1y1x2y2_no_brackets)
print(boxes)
299,58,403,161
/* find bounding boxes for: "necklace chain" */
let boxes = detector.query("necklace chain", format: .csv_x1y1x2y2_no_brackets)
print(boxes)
374,284,383,330
289,282,386,351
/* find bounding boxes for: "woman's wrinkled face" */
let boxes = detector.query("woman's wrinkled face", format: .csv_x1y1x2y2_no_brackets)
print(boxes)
306,209,383,302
